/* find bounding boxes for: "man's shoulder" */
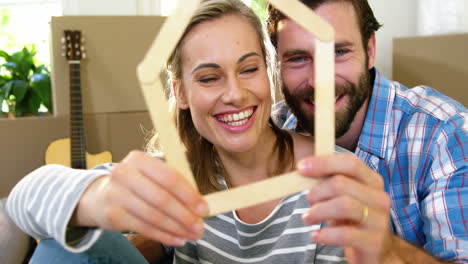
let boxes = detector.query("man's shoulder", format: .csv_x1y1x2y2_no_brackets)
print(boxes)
391,81,467,124
272,100,298,131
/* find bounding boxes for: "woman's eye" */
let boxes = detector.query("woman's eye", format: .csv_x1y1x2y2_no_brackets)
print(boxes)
242,67,258,74
199,76,219,83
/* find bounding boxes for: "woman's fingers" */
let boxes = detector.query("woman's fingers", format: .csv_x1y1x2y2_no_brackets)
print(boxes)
103,180,203,241
110,161,204,238
104,205,187,247
122,151,208,216
79,150,209,244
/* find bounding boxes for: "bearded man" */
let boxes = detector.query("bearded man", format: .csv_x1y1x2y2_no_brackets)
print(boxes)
269,0,468,263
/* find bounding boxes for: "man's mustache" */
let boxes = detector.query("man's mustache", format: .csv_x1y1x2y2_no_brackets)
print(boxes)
286,83,354,102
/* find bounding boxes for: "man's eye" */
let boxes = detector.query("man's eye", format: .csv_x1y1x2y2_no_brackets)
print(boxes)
287,56,307,63
335,49,348,57
242,67,258,74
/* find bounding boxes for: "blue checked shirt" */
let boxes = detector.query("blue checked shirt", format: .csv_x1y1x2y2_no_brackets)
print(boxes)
272,68,468,261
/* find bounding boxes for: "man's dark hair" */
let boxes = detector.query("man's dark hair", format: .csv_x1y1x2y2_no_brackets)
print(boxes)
268,0,382,50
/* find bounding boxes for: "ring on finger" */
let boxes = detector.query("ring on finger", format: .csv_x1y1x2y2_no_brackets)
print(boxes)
359,205,369,225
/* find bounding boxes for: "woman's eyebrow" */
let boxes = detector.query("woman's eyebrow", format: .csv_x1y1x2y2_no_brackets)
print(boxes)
191,52,260,74
237,52,260,64
191,63,220,74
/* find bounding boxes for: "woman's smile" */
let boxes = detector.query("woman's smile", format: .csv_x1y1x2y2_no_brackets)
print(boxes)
213,106,257,133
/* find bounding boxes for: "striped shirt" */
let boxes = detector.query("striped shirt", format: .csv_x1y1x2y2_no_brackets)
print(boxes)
272,68,468,262
176,191,345,263
6,159,347,263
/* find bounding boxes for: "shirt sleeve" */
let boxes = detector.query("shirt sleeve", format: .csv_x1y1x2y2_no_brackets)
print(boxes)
421,114,468,261
5,164,112,253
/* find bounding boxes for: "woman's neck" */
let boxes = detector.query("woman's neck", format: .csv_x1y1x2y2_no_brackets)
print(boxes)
216,126,278,187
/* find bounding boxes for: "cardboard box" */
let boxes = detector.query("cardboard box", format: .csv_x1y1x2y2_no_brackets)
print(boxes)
393,34,468,107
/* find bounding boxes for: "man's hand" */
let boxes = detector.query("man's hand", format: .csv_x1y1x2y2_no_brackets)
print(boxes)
298,153,393,263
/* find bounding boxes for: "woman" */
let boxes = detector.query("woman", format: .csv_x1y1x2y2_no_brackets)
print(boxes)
6,0,345,263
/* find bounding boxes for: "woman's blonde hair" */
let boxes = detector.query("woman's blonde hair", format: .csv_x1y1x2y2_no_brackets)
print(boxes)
147,0,294,194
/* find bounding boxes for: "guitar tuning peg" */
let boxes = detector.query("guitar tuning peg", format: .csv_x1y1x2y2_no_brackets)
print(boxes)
67,51,71,57
66,36,71,40
76,51,81,56
74,43,79,48
82,53,86,59
61,37,65,44
68,44,71,48
80,46,85,51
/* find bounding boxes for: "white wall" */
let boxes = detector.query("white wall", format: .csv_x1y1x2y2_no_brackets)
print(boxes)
61,0,419,79
60,0,163,15
368,0,418,79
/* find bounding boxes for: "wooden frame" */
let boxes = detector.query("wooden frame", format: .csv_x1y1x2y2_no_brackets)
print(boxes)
137,0,335,217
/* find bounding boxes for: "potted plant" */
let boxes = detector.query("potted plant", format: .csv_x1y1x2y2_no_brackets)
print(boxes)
0,45,52,118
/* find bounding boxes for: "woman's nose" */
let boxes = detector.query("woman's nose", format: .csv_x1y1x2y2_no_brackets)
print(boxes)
221,77,246,105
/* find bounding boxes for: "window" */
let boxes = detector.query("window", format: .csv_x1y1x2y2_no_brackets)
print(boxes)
0,0,61,64
0,0,61,113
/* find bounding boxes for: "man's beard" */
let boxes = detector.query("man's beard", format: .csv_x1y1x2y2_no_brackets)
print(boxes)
282,70,371,138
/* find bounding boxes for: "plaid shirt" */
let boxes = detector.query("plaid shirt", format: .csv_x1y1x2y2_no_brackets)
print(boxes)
272,68,468,261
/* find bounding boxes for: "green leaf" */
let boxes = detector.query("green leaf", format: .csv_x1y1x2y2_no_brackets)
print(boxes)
30,73,52,111
11,80,29,102
27,89,41,115
2,81,13,98
15,98,27,117
0,50,11,61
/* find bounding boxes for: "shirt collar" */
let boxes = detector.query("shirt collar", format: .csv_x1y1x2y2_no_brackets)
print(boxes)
357,68,396,158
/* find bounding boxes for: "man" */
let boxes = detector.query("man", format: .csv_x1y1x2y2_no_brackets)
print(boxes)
269,0,468,263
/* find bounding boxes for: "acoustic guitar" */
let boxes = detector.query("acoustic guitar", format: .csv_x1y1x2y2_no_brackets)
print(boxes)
45,30,112,169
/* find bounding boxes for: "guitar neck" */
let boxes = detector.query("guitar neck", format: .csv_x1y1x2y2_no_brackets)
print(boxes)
69,62,87,169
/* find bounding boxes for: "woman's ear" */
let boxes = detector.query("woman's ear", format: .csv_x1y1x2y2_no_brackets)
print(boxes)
174,81,189,109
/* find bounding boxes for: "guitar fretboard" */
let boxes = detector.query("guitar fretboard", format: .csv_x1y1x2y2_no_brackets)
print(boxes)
69,62,87,169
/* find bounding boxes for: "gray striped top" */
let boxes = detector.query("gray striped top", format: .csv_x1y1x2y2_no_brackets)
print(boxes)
6,163,346,263
176,190,346,263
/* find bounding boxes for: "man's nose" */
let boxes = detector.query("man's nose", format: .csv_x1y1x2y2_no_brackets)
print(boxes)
306,63,316,88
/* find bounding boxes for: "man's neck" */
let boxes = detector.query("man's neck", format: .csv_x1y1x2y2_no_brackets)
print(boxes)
336,97,370,152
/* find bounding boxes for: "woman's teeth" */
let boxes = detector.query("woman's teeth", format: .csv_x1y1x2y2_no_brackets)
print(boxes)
217,108,254,126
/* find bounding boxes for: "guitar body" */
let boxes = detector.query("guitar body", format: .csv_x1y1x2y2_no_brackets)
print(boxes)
45,138,112,169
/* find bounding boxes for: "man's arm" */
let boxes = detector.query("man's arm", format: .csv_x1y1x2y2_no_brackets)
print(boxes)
298,154,462,264
384,235,453,264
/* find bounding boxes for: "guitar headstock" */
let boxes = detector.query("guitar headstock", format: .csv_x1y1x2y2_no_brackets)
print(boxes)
62,30,86,61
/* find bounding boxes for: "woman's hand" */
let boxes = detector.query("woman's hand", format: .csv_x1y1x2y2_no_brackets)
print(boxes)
72,150,208,246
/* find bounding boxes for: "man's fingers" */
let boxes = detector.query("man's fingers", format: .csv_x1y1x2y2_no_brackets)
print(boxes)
312,225,385,254
302,196,388,231
307,174,391,210
297,153,384,189
122,151,208,216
